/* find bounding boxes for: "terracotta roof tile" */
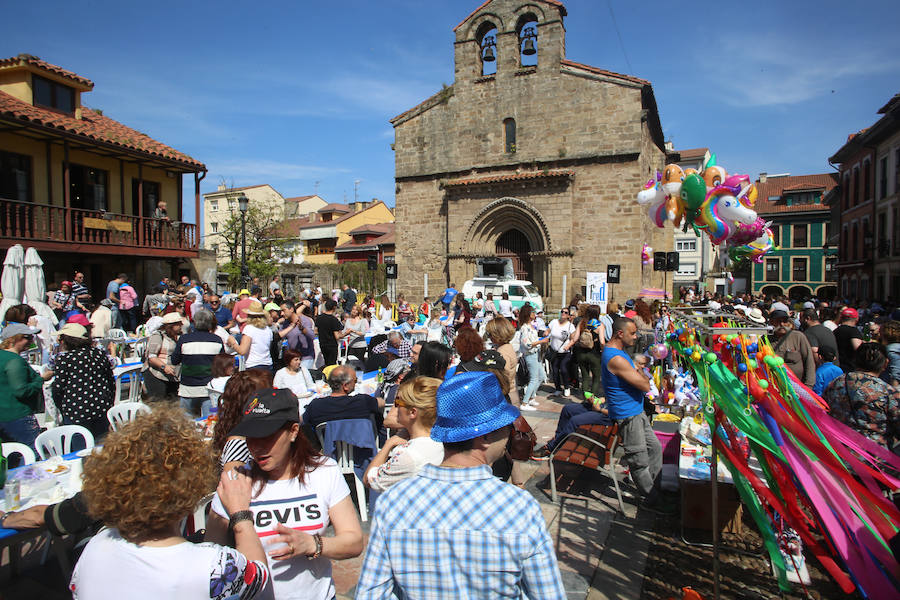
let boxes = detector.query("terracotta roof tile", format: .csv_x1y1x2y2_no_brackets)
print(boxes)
453,0,567,32
560,60,649,86
755,173,838,215
0,91,205,169
0,54,93,88
443,169,575,188
347,222,394,236
335,223,396,251
317,202,352,213
284,194,315,202
203,184,269,196
674,147,709,160
297,201,387,230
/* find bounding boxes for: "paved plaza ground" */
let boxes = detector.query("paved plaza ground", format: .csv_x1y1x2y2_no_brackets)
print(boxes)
0,384,853,600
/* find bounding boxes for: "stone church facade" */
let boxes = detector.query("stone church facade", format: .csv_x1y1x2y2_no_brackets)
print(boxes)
391,0,672,308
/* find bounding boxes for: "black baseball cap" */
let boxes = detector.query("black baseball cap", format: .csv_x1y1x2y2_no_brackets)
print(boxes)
465,349,507,372
229,388,300,438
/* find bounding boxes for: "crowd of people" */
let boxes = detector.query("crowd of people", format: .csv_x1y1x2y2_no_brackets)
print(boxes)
0,270,897,598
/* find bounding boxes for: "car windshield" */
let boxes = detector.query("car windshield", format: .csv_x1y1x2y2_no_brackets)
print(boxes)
524,285,540,296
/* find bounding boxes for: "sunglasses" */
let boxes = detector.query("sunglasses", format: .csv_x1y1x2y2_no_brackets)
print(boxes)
393,400,410,409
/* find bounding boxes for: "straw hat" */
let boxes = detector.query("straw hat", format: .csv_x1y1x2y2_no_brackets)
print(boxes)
245,301,265,317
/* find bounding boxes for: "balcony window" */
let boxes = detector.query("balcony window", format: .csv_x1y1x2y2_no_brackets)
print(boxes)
881,156,888,199
0,150,32,202
676,239,697,252
70,164,108,211
210,200,218,212
676,263,697,277
825,256,837,282
765,258,779,282
32,75,75,114
792,258,807,282
792,224,807,248
771,225,780,247
228,198,236,211
131,179,160,217
211,222,218,233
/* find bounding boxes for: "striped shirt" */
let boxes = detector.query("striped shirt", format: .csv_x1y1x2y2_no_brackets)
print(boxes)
356,464,566,599
171,332,224,398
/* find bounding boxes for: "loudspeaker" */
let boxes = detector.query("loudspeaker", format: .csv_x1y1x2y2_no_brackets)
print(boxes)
667,251,680,272
367,255,378,271
653,252,667,272
385,264,398,279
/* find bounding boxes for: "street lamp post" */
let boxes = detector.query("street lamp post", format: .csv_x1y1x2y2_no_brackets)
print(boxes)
238,193,249,286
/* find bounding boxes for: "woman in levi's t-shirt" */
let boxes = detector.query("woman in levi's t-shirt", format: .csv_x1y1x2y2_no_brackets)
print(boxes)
207,387,364,600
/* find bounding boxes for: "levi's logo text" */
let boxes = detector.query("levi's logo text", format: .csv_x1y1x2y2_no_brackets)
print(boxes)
250,494,323,536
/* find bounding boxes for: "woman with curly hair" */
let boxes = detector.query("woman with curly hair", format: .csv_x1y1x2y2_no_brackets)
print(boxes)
484,316,520,407
207,387,364,600
364,376,444,492
212,369,273,470
453,325,485,373
71,405,270,599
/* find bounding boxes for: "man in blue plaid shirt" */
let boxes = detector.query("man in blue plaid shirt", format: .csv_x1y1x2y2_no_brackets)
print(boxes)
355,371,565,599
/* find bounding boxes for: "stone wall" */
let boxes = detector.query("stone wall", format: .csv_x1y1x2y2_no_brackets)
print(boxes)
392,0,671,309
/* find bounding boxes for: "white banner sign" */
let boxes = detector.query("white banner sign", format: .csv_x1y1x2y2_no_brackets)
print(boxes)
586,271,608,314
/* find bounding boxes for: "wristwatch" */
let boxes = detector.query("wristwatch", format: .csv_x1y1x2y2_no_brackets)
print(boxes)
228,510,254,530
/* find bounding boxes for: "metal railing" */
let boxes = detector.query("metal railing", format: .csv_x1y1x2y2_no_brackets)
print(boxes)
0,197,197,251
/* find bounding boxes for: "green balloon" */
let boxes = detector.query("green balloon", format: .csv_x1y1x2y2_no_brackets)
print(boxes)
764,355,778,367
758,379,769,389
680,173,707,210
748,359,758,369
704,352,717,364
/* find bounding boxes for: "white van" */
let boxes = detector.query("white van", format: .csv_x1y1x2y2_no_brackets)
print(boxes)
462,277,544,313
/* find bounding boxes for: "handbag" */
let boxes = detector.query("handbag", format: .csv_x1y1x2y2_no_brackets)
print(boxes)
507,415,537,460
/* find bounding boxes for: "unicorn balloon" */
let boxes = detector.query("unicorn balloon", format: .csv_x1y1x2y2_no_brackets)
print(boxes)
636,172,668,228
728,228,775,263
696,186,758,245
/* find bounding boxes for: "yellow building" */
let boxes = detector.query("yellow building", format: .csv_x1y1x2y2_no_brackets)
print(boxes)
284,200,395,264
0,54,207,295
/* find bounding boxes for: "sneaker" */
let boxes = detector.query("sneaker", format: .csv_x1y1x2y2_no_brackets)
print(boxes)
527,398,540,407
531,445,552,461
563,388,571,397
520,404,538,412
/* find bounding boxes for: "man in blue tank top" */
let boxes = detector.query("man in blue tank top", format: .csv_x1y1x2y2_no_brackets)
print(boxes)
602,317,667,512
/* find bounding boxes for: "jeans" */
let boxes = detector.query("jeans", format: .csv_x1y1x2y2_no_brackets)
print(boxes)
575,349,603,397
110,306,121,330
546,402,614,450
617,412,662,499
0,414,41,455
522,352,544,404
120,307,138,333
180,396,212,419
550,351,573,391
144,374,179,400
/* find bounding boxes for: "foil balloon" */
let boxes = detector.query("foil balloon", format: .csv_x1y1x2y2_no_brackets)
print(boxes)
680,173,707,211
636,173,668,228
661,164,686,224
641,243,653,264
651,343,668,360
703,165,728,188
729,228,775,263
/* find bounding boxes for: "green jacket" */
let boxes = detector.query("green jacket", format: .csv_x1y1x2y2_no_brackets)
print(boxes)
0,350,44,422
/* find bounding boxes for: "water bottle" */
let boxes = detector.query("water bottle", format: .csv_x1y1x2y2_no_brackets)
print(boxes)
376,368,383,384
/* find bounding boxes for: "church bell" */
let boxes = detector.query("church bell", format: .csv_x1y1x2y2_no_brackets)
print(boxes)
522,38,536,56
482,45,496,62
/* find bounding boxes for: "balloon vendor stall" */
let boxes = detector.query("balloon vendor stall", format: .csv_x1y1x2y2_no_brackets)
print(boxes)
659,306,899,600
636,155,777,278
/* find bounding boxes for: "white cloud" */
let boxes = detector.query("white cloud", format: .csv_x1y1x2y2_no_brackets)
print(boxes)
698,33,900,107
209,158,351,183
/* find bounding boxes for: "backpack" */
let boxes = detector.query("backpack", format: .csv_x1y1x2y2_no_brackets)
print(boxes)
577,327,594,349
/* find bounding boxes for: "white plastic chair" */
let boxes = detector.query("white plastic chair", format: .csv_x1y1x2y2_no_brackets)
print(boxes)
34,425,95,460
107,402,151,431
2,442,36,465
114,364,143,404
107,328,127,340
315,418,377,522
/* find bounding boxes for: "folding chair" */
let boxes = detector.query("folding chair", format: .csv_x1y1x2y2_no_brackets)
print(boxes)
2,442,36,466
315,417,378,522
107,402,151,431
34,425,95,460
107,328,127,340
114,364,143,404
549,423,624,512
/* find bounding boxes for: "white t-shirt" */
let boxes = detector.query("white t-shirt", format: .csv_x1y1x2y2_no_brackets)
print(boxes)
144,315,163,335
548,319,575,352
367,437,444,493
377,305,393,326
498,299,514,318
211,459,351,600
215,326,237,355
71,527,269,600
244,325,273,368
273,367,315,406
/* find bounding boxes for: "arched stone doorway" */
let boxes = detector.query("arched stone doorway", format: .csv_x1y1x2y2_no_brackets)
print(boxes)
462,197,551,293
495,229,532,280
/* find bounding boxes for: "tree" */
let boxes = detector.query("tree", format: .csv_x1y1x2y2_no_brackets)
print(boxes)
209,181,293,287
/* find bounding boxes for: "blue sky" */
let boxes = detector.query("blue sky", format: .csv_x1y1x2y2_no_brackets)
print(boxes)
2,0,898,225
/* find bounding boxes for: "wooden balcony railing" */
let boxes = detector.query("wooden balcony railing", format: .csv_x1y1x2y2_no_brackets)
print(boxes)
0,198,197,252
